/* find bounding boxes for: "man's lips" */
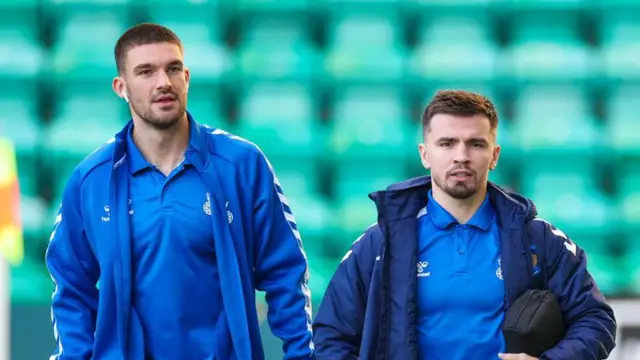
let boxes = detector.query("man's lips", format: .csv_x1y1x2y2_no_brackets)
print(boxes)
449,169,473,176
154,95,176,103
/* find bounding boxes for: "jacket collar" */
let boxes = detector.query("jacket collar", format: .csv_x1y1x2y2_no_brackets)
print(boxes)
369,175,537,229
426,189,494,231
113,111,209,173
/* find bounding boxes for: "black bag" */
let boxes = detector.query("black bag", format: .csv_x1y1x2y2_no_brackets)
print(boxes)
502,289,566,357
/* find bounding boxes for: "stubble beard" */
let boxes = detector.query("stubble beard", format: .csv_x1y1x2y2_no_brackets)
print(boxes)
130,97,187,131
432,173,482,200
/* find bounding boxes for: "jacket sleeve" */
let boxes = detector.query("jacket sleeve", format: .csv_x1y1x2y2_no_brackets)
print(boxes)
535,219,617,360
312,227,377,359
250,151,313,360
45,170,100,359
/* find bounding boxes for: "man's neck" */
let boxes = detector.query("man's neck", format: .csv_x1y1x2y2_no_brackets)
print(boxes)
131,115,189,176
431,184,488,224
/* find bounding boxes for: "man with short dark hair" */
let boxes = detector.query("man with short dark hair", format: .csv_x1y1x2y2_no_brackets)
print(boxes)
312,90,616,360
46,23,314,359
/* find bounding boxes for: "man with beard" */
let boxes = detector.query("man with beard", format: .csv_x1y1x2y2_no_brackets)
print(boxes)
45,23,313,360
312,90,616,360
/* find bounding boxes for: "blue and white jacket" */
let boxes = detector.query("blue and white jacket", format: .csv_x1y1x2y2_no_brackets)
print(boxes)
45,113,314,359
313,176,617,360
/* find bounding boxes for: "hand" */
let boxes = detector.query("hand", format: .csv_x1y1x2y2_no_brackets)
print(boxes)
498,353,538,360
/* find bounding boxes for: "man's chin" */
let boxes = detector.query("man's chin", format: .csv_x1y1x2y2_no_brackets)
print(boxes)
145,110,186,129
444,183,478,200
144,116,180,130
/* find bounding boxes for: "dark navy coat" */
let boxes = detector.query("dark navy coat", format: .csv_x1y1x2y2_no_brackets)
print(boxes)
313,176,616,360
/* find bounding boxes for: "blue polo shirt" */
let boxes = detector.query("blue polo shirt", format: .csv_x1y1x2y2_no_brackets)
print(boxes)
416,190,505,360
127,125,222,359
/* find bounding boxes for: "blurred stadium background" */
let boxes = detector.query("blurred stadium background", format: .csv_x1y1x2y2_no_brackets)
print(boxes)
1,0,640,358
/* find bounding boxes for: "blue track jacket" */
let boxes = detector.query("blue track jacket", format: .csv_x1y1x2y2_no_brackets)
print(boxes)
313,176,616,360
45,113,314,359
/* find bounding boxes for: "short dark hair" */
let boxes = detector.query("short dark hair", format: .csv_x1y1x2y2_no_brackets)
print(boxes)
114,23,183,74
422,90,499,136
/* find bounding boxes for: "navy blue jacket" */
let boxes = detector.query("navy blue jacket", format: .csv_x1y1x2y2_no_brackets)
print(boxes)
45,114,314,359
313,176,616,360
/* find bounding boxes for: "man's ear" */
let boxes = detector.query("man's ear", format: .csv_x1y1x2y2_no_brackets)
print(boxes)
184,67,190,94
419,143,430,170
112,77,128,102
490,144,501,170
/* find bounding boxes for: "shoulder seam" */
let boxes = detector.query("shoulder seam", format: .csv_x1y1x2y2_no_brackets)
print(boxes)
74,138,116,181
204,126,265,168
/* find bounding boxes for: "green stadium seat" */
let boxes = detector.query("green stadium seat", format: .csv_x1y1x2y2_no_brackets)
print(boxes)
511,0,587,10
237,18,319,82
405,0,491,7
512,85,601,154
410,16,498,83
325,13,407,83
269,156,321,193
333,196,376,248
599,0,640,9
0,91,41,197
46,0,130,5
496,115,516,151
579,246,629,296
624,235,640,295
236,0,310,12
321,0,400,14
19,195,48,260
187,85,227,128
506,16,592,82
426,82,498,99
489,167,512,190
616,160,640,230
284,190,333,256
607,85,640,155
600,13,640,81
307,254,337,301
332,163,406,247
236,82,325,159
329,86,413,161
43,85,127,200
147,5,231,84
145,1,220,30
172,25,231,85
334,161,407,202
488,118,516,183
139,0,217,6
0,10,42,81
254,157,334,259
520,157,613,236
0,0,38,8
10,257,53,303
243,159,326,254
51,12,129,82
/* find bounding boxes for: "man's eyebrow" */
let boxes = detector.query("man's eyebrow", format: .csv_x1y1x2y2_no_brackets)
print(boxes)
132,63,153,72
435,137,457,143
168,60,183,67
132,61,183,73
434,137,489,143
467,137,489,143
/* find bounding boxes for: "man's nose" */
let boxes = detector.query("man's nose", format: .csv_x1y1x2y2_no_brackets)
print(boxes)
453,144,471,163
155,71,172,90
